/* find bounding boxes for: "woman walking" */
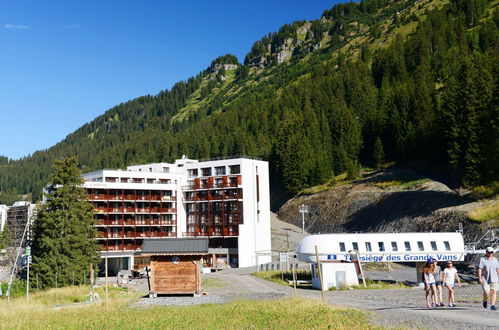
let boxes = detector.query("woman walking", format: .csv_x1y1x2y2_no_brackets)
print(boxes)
421,258,441,308
443,260,461,307
433,259,445,307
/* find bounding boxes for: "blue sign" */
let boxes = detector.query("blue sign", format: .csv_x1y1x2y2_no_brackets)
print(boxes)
327,255,337,260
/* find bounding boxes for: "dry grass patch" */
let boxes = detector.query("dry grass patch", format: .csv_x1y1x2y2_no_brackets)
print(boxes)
468,199,499,223
1,297,378,329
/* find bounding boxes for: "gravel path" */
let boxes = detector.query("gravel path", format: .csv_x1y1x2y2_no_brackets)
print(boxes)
132,268,498,329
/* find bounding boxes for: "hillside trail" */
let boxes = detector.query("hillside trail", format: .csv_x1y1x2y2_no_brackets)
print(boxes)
204,268,499,329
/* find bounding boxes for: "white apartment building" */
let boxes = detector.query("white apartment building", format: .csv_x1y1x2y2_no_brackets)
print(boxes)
83,156,271,273
5,201,36,247
0,204,7,232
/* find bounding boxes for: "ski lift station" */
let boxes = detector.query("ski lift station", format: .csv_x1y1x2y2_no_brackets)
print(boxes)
295,232,467,290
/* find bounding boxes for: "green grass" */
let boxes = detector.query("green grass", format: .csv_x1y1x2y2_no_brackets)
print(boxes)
471,182,499,199
253,270,311,286
0,284,134,308
299,173,352,195
202,277,228,289
369,171,430,190
0,293,378,329
347,279,409,291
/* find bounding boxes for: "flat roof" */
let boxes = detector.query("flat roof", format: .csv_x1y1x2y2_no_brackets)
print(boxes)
140,238,209,255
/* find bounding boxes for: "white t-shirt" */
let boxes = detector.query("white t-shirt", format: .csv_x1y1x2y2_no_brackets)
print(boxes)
443,267,458,285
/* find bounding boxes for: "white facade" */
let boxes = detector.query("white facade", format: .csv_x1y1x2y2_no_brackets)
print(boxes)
296,232,465,263
0,204,7,232
183,158,271,267
83,156,271,270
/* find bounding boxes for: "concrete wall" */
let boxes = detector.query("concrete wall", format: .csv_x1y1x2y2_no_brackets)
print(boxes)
312,262,359,290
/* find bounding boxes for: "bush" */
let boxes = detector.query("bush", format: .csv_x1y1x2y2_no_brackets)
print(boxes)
0,279,27,299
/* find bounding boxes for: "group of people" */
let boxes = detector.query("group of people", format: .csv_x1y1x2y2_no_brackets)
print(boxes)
421,258,461,308
421,246,498,310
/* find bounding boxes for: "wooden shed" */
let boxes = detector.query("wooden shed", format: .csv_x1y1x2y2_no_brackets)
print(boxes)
141,238,208,296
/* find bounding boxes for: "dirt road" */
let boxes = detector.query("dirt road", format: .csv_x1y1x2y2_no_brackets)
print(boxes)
200,268,498,329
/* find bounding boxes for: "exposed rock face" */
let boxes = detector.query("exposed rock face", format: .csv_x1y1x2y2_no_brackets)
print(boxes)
207,63,238,75
277,170,486,244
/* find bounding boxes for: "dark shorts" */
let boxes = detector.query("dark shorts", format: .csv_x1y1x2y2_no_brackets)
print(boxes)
435,281,442,286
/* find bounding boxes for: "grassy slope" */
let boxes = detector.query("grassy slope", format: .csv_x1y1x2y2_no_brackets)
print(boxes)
0,286,377,329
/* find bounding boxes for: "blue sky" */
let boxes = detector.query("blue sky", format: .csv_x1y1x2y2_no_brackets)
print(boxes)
0,1,340,160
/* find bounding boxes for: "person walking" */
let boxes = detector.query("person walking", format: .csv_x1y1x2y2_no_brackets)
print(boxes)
433,260,445,307
421,258,441,308
443,260,461,307
477,247,499,311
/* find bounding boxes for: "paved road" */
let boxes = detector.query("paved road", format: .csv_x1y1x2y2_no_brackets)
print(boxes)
200,268,498,329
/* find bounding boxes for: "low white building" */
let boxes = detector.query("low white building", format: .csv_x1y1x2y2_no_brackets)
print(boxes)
83,156,271,273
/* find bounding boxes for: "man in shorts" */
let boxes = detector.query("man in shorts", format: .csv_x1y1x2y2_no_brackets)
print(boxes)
477,247,499,310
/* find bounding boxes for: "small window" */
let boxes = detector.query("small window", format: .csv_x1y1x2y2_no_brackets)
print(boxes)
163,167,169,173
417,241,424,251
404,242,411,251
339,242,346,252
188,169,198,177
229,165,240,174
149,168,152,172
430,241,438,251
352,242,359,251
215,166,226,176
365,242,372,252
147,179,154,184
378,242,385,252
444,241,451,251
202,167,212,177
391,242,398,252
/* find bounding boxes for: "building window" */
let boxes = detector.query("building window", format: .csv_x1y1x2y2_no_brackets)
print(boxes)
430,241,438,251
147,179,154,184
188,169,198,177
105,177,117,183
202,168,211,177
215,166,226,176
417,241,424,251
339,242,346,252
391,242,398,252
121,178,129,183
404,242,411,251
229,165,240,174
378,242,385,252
352,242,358,251
365,242,372,252
444,241,451,251
163,167,169,173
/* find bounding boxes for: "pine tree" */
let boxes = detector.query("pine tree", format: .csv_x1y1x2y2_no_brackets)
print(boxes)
0,222,11,249
373,136,385,169
31,157,100,289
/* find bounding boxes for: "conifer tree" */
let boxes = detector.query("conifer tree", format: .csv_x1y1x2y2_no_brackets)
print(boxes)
31,157,100,289
373,136,385,169
0,222,11,249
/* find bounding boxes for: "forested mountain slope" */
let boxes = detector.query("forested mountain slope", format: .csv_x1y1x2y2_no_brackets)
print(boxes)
0,0,497,204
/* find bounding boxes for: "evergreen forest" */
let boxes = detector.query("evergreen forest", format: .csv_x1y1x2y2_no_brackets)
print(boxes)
0,0,497,204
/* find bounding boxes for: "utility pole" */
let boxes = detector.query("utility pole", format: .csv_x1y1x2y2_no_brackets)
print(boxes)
26,246,31,302
299,204,308,234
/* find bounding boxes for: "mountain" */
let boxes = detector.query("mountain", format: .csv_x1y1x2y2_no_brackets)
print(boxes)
0,0,497,206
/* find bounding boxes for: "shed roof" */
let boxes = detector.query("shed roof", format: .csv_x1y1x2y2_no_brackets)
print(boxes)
141,238,209,255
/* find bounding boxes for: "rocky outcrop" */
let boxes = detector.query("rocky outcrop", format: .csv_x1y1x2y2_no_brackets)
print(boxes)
277,170,486,244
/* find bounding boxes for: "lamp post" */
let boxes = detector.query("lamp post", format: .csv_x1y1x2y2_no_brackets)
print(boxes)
299,204,308,234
